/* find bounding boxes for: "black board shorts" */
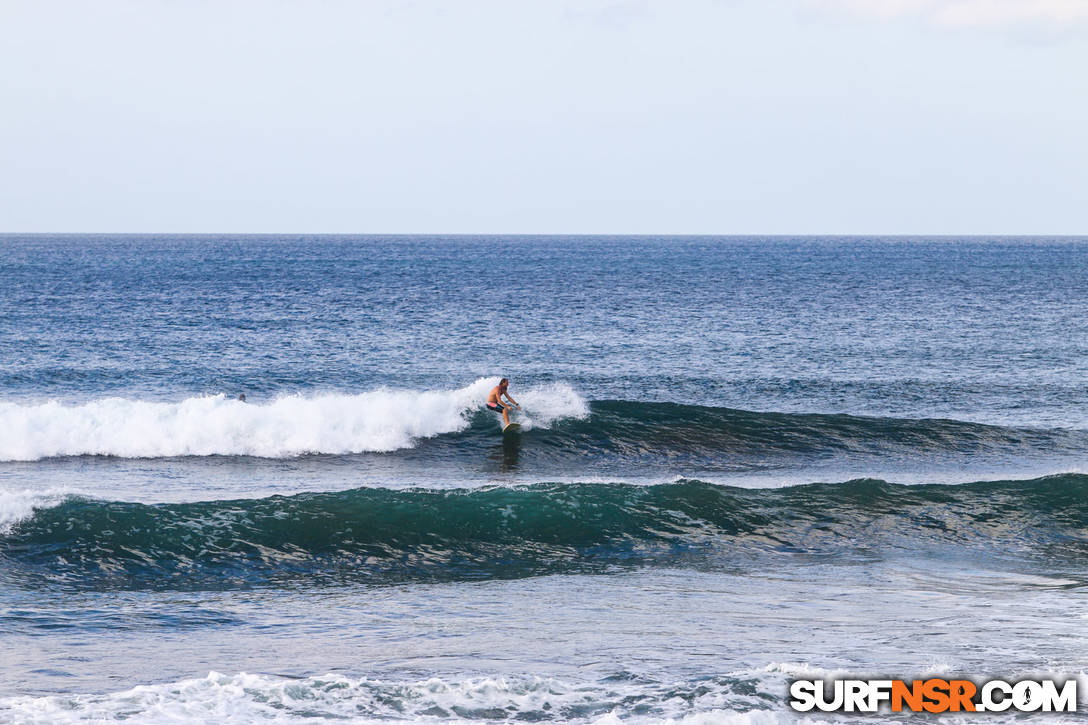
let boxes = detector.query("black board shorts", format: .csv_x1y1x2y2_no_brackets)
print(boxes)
487,403,506,414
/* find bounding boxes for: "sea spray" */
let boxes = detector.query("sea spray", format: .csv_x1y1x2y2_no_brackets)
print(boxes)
1,390,1084,466
0,379,589,461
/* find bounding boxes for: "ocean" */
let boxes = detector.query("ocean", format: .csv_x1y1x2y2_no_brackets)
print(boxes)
1,235,1087,723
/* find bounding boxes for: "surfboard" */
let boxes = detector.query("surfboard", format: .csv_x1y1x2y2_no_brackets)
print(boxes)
502,422,521,433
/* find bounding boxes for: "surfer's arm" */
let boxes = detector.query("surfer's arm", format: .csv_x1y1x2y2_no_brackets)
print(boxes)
503,393,521,408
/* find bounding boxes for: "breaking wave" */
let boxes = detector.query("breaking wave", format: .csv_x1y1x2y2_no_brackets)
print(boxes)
0,379,588,461
1,383,1083,469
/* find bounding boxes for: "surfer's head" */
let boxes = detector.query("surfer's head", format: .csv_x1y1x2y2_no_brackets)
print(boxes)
499,378,509,390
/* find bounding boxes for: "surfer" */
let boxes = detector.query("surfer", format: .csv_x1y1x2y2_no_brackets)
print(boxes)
486,378,521,427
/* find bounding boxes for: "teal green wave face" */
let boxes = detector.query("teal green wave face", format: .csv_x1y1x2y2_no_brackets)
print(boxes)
5,476,1087,591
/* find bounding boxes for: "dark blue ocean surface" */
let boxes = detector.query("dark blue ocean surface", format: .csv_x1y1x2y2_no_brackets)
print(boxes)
1,236,1087,722
3,235,1088,424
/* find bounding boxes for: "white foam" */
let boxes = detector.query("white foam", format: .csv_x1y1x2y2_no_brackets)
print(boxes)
0,379,589,462
0,488,72,534
754,662,849,679
0,672,621,723
0,670,830,724
10,667,1063,724
515,381,591,430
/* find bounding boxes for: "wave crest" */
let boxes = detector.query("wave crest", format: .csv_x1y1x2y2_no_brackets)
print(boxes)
0,379,589,461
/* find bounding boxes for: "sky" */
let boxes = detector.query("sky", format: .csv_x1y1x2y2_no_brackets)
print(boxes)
1,0,1085,234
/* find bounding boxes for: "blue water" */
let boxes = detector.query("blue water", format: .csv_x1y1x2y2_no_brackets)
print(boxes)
2,235,1087,723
